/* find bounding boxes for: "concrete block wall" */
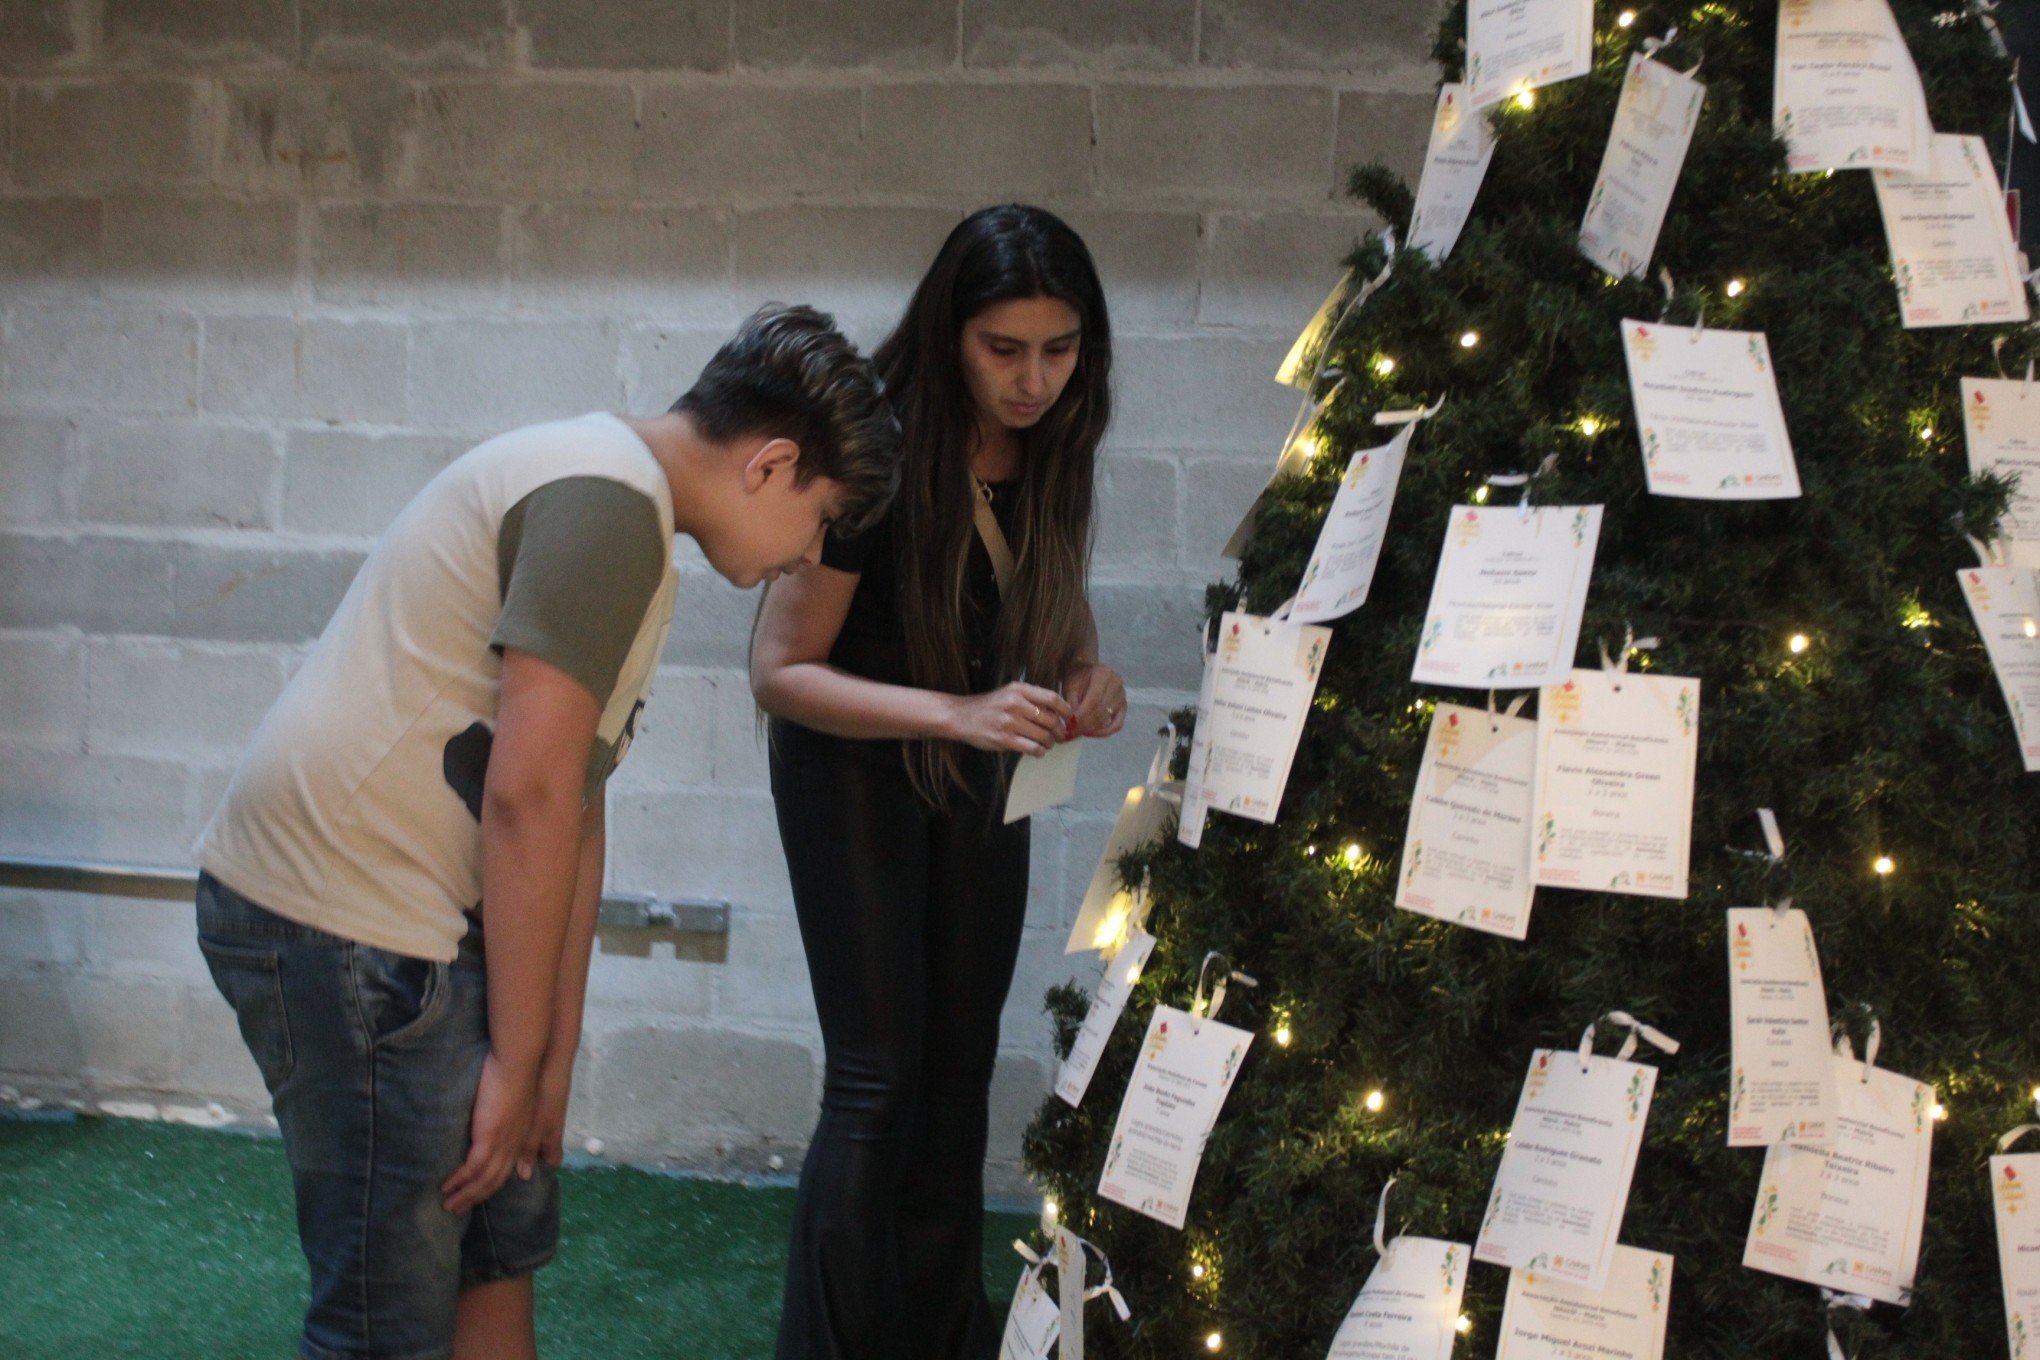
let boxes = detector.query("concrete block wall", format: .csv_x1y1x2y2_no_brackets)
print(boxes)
0,0,1438,1194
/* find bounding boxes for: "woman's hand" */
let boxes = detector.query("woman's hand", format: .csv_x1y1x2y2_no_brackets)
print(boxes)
946,682,1073,755
1065,662,1127,739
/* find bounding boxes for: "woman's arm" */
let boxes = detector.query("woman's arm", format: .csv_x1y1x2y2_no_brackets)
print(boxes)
1065,596,1128,739
750,565,1072,754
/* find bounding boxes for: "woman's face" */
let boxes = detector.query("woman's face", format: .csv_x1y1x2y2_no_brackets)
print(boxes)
959,296,1083,433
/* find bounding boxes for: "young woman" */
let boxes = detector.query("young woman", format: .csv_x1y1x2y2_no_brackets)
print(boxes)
750,204,1127,1359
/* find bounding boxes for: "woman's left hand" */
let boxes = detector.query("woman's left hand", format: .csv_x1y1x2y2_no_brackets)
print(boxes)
1064,662,1128,739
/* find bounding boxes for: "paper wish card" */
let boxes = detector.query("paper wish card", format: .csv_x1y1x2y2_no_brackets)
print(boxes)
1178,640,1221,849
1411,506,1601,690
1621,321,1801,500
1991,1150,2040,1360
1957,565,2040,772
1579,54,1706,280
1963,378,2040,568
1395,702,1537,940
1727,908,1837,1146
1278,273,1354,390
1475,1049,1658,1291
1532,669,1699,900
1742,1054,1934,1306
1495,1245,1673,1360
1774,0,1931,173
1224,382,1344,560
1000,1263,1061,1360
1291,423,1416,624
1181,612,1331,829
1874,133,2032,329
1004,736,1081,824
1055,930,1156,1109
1066,784,1174,954
1097,1005,1253,1229
1467,0,1593,110
1326,1237,1470,1360
1409,83,1497,261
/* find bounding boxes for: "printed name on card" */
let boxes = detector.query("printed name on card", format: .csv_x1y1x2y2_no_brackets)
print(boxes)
1412,506,1601,690
1873,133,2032,329
1097,1004,1254,1229
1180,613,1332,833
1621,321,1801,500
1774,0,1932,173
1467,0,1594,110
1326,1236,1470,1360
1292,422,1418,624
1495,1245,1674,1360
1410,84,1497,260
1726,907,1837,1146
1395,701,1538,940
1579,54,1705,279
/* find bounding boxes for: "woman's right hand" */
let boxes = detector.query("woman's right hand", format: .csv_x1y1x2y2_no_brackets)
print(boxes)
946,683,1074,755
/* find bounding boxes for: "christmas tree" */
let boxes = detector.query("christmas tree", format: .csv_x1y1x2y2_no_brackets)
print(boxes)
1024,2,2040,1356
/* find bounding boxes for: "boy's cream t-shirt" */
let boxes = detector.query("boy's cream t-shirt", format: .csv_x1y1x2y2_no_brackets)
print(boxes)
198,414,679,962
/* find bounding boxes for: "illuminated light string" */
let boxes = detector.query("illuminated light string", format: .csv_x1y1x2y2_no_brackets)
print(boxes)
1726,277,1747,297
1788,633,1810,655
1873,855,1896,876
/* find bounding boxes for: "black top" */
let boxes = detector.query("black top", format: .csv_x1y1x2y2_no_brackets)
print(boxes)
821,478,1017,693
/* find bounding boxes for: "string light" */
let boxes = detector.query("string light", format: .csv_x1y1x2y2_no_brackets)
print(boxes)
1459,330,1481,349
1206,1332,1224,1352
1930,1102,1948,1122
1920,426,1935,441
1364,1089,1386,1113
1788,633,1809,655
2030,1085,2040,1105
1375,356,1397,375
1616,10,1637,27
1343,842,1364,866
1305,844,1318,857
1472,484,1491,504
1726,277,1746,298
1873,855,1896,876
1191,1262,1207,1280
2024,619,2037,639
1514,88,1536,110
1578,416,1603,437
1274,1024,1293,1047
1043,1199,1058,1222
1456,1315,1474,1335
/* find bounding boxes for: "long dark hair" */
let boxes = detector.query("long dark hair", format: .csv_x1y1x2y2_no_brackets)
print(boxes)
874,204,1113,807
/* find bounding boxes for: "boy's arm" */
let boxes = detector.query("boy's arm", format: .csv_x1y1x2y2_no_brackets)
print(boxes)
527,795,605,1170
441,645,600,1215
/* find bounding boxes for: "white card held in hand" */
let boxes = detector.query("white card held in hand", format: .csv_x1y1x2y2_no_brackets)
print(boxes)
1621,321,1801,500
1181,612,1332,829
1727,908,1836,1146
1496,1245,1673,1360
1742,1053,1934,1305
1292,423,1417,624
1005,736,1081,824
1467,0,1593,110
1773,0,1931,173
1000,1264,1061,1360
1963,378,2040,569
1409,84,1496,261
1874,133,2032,329
1395,702,1537,940
1476,1049,1658,1290
1579,54,1705,280
1055,931,1157,1109
1412,506,1601,690
1097,1005,1254,1229
1532,669,1700,899
1326,1237,1470,1360
1956,566,2040,772
1990,1149,2040,1360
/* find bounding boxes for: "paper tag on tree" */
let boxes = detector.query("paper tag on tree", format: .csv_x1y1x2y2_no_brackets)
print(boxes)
1180,613,1330,830
1475,1049,1658,1290
1773,0,1931,173
1742,1053,1934,1305
1991,1151,2040,1360
1291,423,1417,624
1466,0,1593,110
1412,506,1601,690
1326,1237,1470,1360
1179,642,1220,848
1409,83,1496,260
1621,321,1802,500
1957,566,2040,772
1727,907,1837,1145
1874,133,2031,329
1000,1263,1061,1360
1963,378,2040,569
1097,1005,1254,1229
1056,930,1157,1109
1532,669,1700,899
1278,273,1352,390
1579,54,1705,279
1495,1245,1673,1360
1395,701,1537,939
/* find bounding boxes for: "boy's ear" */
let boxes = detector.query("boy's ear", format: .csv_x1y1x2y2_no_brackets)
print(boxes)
742,436,802,491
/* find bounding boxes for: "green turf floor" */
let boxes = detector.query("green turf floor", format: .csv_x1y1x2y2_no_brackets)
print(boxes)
0,1115,1033,1358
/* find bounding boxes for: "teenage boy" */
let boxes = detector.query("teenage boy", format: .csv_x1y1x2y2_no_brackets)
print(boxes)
192,304,900,1360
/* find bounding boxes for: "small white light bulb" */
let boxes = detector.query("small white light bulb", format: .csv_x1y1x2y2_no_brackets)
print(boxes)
1578,417,1602,437
1364,1089,1386,1113
1930,1102,1948,1122
1456,1314,1474,1335
1788,634,1809,655
1375,356,1397,375
1274,1025,1293,1047
1459,330,1481,349
1192,1262,1207,1279
1616,10,1637,28
1343,843,1363,866
1726,277,1746,298
1515,88,1536,110
1206,1332,1223,1352
1873,855,1895,876
1920,426,1935,441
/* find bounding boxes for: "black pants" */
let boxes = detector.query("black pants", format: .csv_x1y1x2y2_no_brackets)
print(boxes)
769,721,1031,1360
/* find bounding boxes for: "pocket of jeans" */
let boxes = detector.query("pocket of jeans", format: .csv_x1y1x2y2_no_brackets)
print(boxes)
354,945,450,1050
197,939,294,1088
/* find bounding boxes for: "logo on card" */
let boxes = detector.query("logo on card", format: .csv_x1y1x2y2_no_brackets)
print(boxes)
2004,1162,2028,1217
1437,708,1463,759
1526,1051,1551,1099
1453,508,1485,548
1732,921,1754,971
1631,324,1659,363
1548,680,1583,726
1147,1020,1172,1065
1973,386,1996,433
1220,620,1243,665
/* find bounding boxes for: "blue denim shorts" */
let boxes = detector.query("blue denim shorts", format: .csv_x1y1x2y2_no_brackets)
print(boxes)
196,872,559,1360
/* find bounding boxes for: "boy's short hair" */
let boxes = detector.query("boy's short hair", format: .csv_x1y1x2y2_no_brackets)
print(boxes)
673,304,901,534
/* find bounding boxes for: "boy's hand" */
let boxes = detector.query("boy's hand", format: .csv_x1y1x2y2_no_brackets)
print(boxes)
526,1050,575,1170
442,1051,539,1214
1065,662,1127,739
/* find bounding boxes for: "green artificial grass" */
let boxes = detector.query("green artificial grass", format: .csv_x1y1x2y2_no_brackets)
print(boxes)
0,1115,1032,1358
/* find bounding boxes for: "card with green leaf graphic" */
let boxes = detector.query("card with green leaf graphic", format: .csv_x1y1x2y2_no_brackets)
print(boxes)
1620,321,1800,500
1772,0,1930,174
1292,422,1417,624
1726,907,1836,1146
1963,378,2040,569
1097,1004,1254,1230
998,1262,1060,1360
1957,566,2040,773
1408,83,1496,261
1411,506,1601,690
1179,612,1332,834
1395,702,1537,940
1466,0,1592,110
1532,669,1698,900
1055,930,1156,1110
1872,133,2030,329
1496,1244,1672,1360
1579,54,1704,281
1326,1236,1470,1360
1993,1152,2040,1360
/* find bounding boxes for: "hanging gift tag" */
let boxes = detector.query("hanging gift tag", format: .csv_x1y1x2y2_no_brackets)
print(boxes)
1055,930,1158,1109
1466,0,1593,110
1409,82,1497,260
1495,1245,1674,1360
1874,133,2031,328
1727,907,1837,1146
1579,53,1706,279
1476,1016,1678,1291
1277,272,1353,390
1991,1129,2040,1360
1097,1003,1255,1229
1178,612,1331,831
1326,1227,1469,1359
1395,699,1537,940
1000,1262,1061,1360
1292,420,1420,624
1957,563,2040,773
1532,668,1700,899
1621,320,1802,499
1179,631,1221,849
1773,0,1931,173
1223,381,1346,560
1412,506,1602,690
1067,728,1180,953
1742,1049,1934,1305
1053,1227,1084,1360
1962,377,2040,568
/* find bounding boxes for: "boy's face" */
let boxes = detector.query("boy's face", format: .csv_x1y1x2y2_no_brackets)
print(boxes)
704,437,846,589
